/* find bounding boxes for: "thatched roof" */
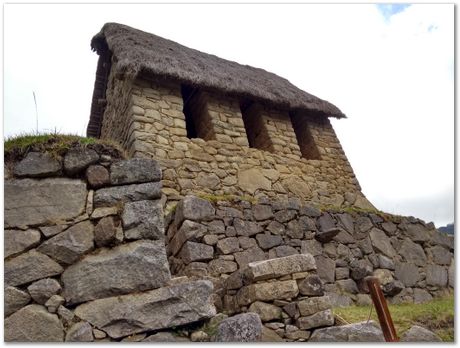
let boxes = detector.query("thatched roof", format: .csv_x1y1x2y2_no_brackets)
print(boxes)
88,23,345,137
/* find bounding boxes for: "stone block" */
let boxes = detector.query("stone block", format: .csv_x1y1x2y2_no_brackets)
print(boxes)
110,158,161,185
399,238,427,266
178,241,214,264
400,325,442,342
428,245,452,265
215,313,263,342
27,278,61,304
13,152,61,178
297,296,331,316
174,196,215,226
426,264,448,287
217,237,240,254
395,262,420,287
62,240,171,305
404,223,432,243
86,165,110,188
65,321,94,342
298,274,324,296
301,240,322,256
309,321,384,342
208,259,238,276
122,199,164,240
75,280,216,339
245,254,316,282
369,228,396,258
5,286,31,317
252,204,274,221
5,229,41,258
248,301,283,322
5,178,87,228
234,218,262,237
93,182,162,207
5,305,64,342
296,309,334,330
256,233,282,250
237,280,299,306
234,246,266,268
5,250,63,287
94,216,118,247
38,221,94,265
169,220,208,256
314,256,335,283
64,148,99,175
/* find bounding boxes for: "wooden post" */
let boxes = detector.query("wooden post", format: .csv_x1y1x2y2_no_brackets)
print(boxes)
366,276,399,342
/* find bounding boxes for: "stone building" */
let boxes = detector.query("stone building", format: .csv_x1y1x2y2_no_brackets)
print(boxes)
87,22,373,209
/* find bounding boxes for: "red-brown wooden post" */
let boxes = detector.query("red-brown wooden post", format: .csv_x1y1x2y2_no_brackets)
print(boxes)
366,276,399,342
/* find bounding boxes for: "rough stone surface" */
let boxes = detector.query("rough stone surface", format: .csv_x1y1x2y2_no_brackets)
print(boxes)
315,228,341,243
169,220,208,255
237,168,271,194
413,288,433,304
297,296,331,316
426,264,448,287
349,259,373,281
4,304,64,342
122,199,164,240
314,256,335,283
143,332,188,342
5,178,87,228
309,321,385,342
5,250,64,287
234,218,262,236
248,301,282,322
400,325,442,342
94,216,117,247
298,274,324,296
93,182,161,207
404,223,432,242
256,233,283,250
245,254,316,281
237,280,299,305
208,259,238,275
38,221,94,265
448,261,454,288
5,286,31,317
45,295,65,313
62,240,171,304
395,262,420,287
86,165,110,188
296,309,334,330
234,246,266,268
215,313,263,342
175,195,215,226
75,280,216,339
378,255,395,270
64,148,99,175
253,204,274,221
27,278,62,304
217,237,240,254
178,241,214,264
65,321,94,342
369,228,396,258
5,229,41,258
110,158,161,185
14,152,61,178
399,238,427,266
428,245,451,265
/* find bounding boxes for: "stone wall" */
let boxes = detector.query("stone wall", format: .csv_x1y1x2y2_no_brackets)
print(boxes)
166,195,454,318
4,148,216,342
99,76,370,211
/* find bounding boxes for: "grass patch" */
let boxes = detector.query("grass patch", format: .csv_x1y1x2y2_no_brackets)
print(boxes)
317,204,403,223
4,132,125,163
333,294,454,341
198,193,258,205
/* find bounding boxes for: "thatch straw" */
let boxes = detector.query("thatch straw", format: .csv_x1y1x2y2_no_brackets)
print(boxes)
89,23,345,136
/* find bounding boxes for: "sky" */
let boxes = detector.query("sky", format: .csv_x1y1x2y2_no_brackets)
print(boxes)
3,3,454,227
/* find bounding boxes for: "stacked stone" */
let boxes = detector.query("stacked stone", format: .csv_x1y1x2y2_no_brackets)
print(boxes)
110,77,365,209
166,195,454,314
4,149,215,342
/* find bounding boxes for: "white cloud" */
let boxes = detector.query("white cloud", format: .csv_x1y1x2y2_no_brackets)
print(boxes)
3,4,454,226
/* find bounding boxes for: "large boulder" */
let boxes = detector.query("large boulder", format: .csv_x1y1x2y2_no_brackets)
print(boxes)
37,221,94,265
398,238,427,266
395,262,420,287
309,321,385,342
5,229,41,258
214,313,263,342
75,280,216,339
4,304,64,341
110,158,161,185
5,178,87,228
426,265,448,287
237,168,271,194
400,325,442,342
13,152,61,178
62,240,171,305
5,250,63,287
297,296,331,316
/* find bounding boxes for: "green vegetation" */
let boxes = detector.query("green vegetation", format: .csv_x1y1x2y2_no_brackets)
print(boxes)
317,204,403,223
333,294,454,341
4,132,125,162
198,193,258,205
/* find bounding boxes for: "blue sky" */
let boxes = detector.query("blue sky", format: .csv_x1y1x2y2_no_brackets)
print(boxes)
377,3,411,20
